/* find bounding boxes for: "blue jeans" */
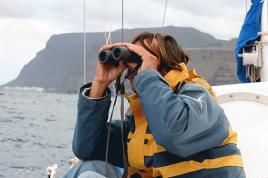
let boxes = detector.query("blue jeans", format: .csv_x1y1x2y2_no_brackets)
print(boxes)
62,160,122,178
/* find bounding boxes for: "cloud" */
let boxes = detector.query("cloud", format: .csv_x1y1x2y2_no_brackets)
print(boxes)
0,0,83,22
168,0,244,17
0,0,247,35
0,0,249,84
0,0,36,18
0,18,58,85
161,0,246,39
82,0,246,39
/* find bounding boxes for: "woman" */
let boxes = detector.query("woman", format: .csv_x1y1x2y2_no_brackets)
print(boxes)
64,32,245,178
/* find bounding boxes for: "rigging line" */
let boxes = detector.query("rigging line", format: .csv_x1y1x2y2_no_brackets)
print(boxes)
105,0,121,44
99,0,109,43
102,0,112,43
105,93,119,176
119,0,128,176
245,0,248,14
83,0,86,84
105,31,111,45
161,0,168,33
121,0,124,42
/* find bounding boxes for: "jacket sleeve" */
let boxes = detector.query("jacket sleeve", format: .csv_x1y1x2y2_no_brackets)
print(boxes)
72,83,129,167
133,70,230,158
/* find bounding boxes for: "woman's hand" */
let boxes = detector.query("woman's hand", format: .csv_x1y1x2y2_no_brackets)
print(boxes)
93,61,126,85
90,42,160,98
90,45,127,98
102,43,160,72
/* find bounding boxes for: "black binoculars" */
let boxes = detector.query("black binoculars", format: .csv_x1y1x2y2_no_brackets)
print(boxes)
98,46,142,66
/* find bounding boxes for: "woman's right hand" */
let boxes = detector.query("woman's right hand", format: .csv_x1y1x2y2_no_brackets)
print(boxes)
93,60,126,86
90,46,127,98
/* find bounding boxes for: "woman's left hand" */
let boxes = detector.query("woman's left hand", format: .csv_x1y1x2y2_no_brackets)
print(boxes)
102,43,160,72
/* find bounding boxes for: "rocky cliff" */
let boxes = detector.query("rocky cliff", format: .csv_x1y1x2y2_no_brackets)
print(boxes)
5,26,239,93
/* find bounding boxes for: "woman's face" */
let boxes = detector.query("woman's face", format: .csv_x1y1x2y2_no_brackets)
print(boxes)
126,39,166,88
125,40,153,83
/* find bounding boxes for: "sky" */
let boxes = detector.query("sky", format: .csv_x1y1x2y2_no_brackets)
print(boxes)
0,0,248,85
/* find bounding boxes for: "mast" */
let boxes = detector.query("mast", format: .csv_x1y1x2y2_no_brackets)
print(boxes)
260,0,268,81
83,0,87,84
121,0,124,42
161,0,168,32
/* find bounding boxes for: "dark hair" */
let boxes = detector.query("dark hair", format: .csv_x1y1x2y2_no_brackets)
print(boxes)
131,32,189,71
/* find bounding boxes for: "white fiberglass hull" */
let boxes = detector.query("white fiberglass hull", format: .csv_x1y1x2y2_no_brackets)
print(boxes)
213,82,268,178
261,0,268,81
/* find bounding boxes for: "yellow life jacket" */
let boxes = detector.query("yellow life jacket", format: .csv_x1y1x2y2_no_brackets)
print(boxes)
125,63,243,178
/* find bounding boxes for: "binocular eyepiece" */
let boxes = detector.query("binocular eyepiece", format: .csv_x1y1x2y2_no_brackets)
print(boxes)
98,46,142,66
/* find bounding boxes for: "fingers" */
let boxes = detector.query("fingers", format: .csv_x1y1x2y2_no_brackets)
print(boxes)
99,42,159,71
100,43,145,57
100,43,131,51
118,61,127,72
124,44,146,59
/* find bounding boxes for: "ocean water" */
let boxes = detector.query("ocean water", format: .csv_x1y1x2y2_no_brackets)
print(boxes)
2,86,268,178
0,89,124,178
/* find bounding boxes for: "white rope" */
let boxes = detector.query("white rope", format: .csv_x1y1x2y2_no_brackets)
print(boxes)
245,0,248,13
161,0,168,33
121,0,124,42
99,0,109,43
102,0,114,44
97,0,112,44
83,0,87,84
105,0,121,44
246,40,268,82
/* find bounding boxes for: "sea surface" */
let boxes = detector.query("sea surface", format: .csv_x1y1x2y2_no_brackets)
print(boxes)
2,86,268,178
0,89,124,178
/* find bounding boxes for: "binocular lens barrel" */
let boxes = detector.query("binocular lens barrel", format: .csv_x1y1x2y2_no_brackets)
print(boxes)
112,46,129,60
98,50,119,65
98,46,142,66
98,50,109,63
